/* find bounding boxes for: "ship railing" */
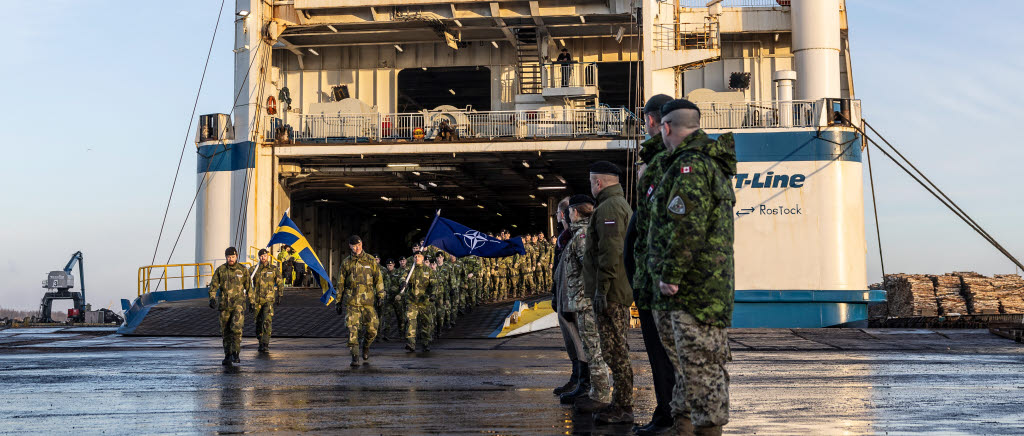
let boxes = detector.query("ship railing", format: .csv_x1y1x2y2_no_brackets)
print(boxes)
266,107,638,143
137,263,213,296
680,0,790,8
541,62,598,89
654,20,719,50
696,99,861,129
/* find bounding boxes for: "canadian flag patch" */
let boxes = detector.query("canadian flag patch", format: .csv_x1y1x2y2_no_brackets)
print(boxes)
681,166,692,174
646,184,654,198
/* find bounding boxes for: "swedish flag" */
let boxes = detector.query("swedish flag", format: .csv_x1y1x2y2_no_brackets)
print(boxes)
267,213,337,305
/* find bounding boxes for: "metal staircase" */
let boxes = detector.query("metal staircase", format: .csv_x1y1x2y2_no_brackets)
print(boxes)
515,28,542,94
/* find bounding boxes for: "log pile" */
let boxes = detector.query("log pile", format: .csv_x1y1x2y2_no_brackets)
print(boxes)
876,272,1024,318
883,274,938,317
992,274,1024,314
930,274,968,315
954,272,1001,314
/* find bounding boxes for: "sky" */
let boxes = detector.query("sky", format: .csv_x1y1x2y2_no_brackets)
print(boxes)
1,0,1022,311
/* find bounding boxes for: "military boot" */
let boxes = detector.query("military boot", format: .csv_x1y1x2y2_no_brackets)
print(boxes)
560,362,590,404
232,352,240,363
594,404,633,425
647,417,692,436
222,352,232,366
361,343,370,361
350,349,360,367
553,359,580,396
693,425,722,436
258,343,268,353
405,344,416,353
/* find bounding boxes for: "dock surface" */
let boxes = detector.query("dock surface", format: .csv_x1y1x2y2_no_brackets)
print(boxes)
2,327,1023,434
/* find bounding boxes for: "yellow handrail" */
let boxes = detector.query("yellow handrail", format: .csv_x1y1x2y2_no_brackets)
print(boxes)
137,263,214,297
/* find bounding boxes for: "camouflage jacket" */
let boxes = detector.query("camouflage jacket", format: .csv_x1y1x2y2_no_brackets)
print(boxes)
209,262,250,310
496,256,513,277
460,256,481,286
248,262,283,307
583,183,634,305
404,263,438,305
633,133,668,310
565,217,590,311
648,130,736,326
336,252,384,307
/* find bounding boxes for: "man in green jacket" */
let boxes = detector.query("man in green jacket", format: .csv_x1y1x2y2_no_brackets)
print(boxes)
650,99,736,436
336,235,385,366
249,248,283,353
582,160,635,425
209,246,250,366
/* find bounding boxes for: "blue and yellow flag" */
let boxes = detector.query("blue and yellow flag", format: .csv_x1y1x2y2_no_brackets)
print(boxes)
266,213,337,305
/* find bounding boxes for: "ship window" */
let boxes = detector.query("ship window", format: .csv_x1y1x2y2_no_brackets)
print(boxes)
398,67,492,113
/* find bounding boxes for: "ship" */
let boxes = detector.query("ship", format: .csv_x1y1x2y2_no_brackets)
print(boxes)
122,0,883,334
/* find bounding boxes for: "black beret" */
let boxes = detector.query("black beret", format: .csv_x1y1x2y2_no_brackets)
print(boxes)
661,98,701,118
643,94,673,114
257,248,269,256
568,194,596,207
435,252,445,259
224,246,238,256
348,235,362,245
386,258,395,265
589,160,622,176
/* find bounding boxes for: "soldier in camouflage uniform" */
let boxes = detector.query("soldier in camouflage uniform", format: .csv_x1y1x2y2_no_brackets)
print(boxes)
389,257,410,335
560,195,614,411
461,255,482,311
400,252,438,352
520,236,537,296
379,259,398,338
433,253,450,332
336,235,385,366
249,248,283,353
650,99,736,436
583,160,636,425
209,246,250,366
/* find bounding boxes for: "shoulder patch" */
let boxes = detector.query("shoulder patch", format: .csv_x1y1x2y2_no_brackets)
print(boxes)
681,166,691,174
668,196,687,215
646,184,654,198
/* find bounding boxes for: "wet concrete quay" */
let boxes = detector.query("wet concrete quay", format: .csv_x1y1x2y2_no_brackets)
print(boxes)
2,327,1023,434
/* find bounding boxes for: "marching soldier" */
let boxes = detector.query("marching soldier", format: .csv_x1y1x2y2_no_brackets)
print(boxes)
209,247,250,366
249,248,283,353
336,235,385,366
400,251,438,352
379,259,397,338
289,246,307,287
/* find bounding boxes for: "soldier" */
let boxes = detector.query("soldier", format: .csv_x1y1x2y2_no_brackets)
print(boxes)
400,251,438,352
379,259,397,337
278,245,293,285
630,93,678,436
519,235,536,296
447,253,462,322
249,248,283,353
433,253,450,332
651,99,736,436
289,246,306,287
562,195,614,412
208,247,250,366
583,160,635,425
389,257,410,335
335,235,385,366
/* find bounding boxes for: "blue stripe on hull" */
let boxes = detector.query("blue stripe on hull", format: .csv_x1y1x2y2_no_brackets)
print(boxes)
718,130,861,163
197,141,256,173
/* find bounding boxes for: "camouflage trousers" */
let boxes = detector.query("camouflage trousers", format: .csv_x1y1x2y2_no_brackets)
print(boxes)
254,302,274,347
577,298,612,403
218,306,244,355
381,297,405,336
653,309,731,427
346,305,379,351
496,275,508,300
405,302,435,348
509,273,521,298
519,270,535,296
597,301,634,408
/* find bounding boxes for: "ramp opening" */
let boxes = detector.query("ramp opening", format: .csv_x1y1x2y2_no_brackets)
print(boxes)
398,66,492,112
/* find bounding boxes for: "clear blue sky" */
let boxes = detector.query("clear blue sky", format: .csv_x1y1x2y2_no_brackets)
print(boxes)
1,0,1021,311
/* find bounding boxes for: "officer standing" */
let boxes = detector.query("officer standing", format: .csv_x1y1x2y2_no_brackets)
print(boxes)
651,99,736,436
249,248,283,353
400,251,438,352
629,93,678,436
336,235,385,366
209,247,250,366
583,161,635,425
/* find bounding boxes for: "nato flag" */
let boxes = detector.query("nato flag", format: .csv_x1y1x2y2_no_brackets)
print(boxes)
424,216,525,258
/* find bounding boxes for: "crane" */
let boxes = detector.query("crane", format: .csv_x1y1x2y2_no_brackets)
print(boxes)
40,251,86,323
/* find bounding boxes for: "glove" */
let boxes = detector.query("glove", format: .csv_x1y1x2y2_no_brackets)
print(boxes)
593,293,607,313
336,303,344,316
395,294,402,302
209,298,217,309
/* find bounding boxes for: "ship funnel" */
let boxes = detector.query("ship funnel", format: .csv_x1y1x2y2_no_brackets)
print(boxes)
773,70,797,127
791,0,840,101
